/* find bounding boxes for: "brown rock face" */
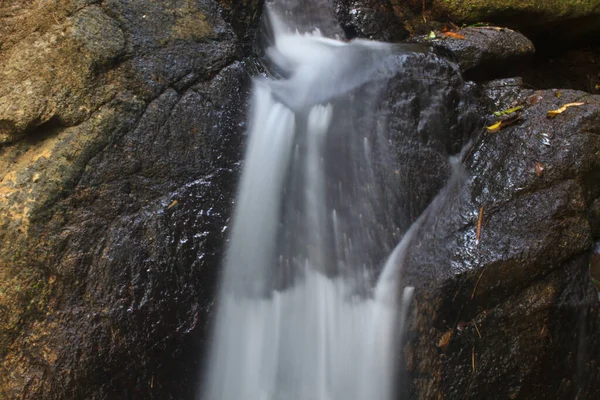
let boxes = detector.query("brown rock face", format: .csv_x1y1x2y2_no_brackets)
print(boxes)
0,0,258,398
0,2,126,143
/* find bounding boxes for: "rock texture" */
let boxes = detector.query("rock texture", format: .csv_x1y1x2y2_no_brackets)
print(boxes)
408,27,535,79
2,0,600,399
425,0,600,51
334,0,600,48
400,85,600,399
428,0,600,28
0,0,259,398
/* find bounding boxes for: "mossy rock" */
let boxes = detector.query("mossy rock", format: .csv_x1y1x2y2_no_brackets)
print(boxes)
429,0,600,25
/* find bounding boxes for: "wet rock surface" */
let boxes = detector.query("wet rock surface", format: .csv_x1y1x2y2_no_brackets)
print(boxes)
0,0,257,398
409,27,535,80
428,0,600,26
427,0,600,46
400,86,600,399
333,0,409,41
380,52,482,231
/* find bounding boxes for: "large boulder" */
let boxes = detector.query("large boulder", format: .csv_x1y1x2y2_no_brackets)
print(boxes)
408,27,535,79
400,84,600,399
426,0,600,49
428,0,600,29
0,0,259,398
333,0,600,51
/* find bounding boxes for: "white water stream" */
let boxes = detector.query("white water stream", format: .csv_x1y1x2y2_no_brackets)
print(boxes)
201,6,421,400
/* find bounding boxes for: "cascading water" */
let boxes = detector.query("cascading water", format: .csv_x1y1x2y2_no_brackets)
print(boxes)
201,4,427,400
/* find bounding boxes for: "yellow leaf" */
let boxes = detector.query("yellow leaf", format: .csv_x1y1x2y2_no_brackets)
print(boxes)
486,121,502,133
167,200,178,209
547,102,584,117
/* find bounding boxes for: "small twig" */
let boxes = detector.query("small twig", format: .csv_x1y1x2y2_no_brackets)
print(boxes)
471,267,487,299
473,320,482,338
475,205,484,245
471,347,475,373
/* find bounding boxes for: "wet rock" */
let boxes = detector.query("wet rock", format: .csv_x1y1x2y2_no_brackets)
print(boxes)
104,0,238,99
334,0,409,41
0,3,126,143
424,0,600,52
400,87,600,399
409,27,535,79
0,0,249,397
482,77,527,110
218,0,263,51
0,59,251,399
334,0,600,53
381,52,482,230
428,0,600,33
0,0,238,144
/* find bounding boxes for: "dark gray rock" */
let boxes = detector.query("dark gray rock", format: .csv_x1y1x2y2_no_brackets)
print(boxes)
333,0,409,41
382,52,482,231
399,87,600,399
409,27,535,79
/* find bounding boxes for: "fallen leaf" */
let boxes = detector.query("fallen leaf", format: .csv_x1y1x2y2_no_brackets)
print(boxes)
167,200,178,209
493,106,522,117
486,120,502,133
535,162,544,177
555,91,562,98
438,331,452,349
428,31,436,39
442,31,466,39
486,114,522,133
547,102,585,117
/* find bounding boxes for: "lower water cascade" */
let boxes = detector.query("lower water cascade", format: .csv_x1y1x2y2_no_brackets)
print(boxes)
201,5,438,400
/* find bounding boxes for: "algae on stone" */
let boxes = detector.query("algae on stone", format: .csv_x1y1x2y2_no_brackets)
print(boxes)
430,0,600,24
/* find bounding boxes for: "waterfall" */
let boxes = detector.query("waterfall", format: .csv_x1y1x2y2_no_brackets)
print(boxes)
200,5,424,400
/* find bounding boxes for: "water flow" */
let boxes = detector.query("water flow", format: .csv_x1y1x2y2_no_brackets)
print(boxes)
201,7,421,400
